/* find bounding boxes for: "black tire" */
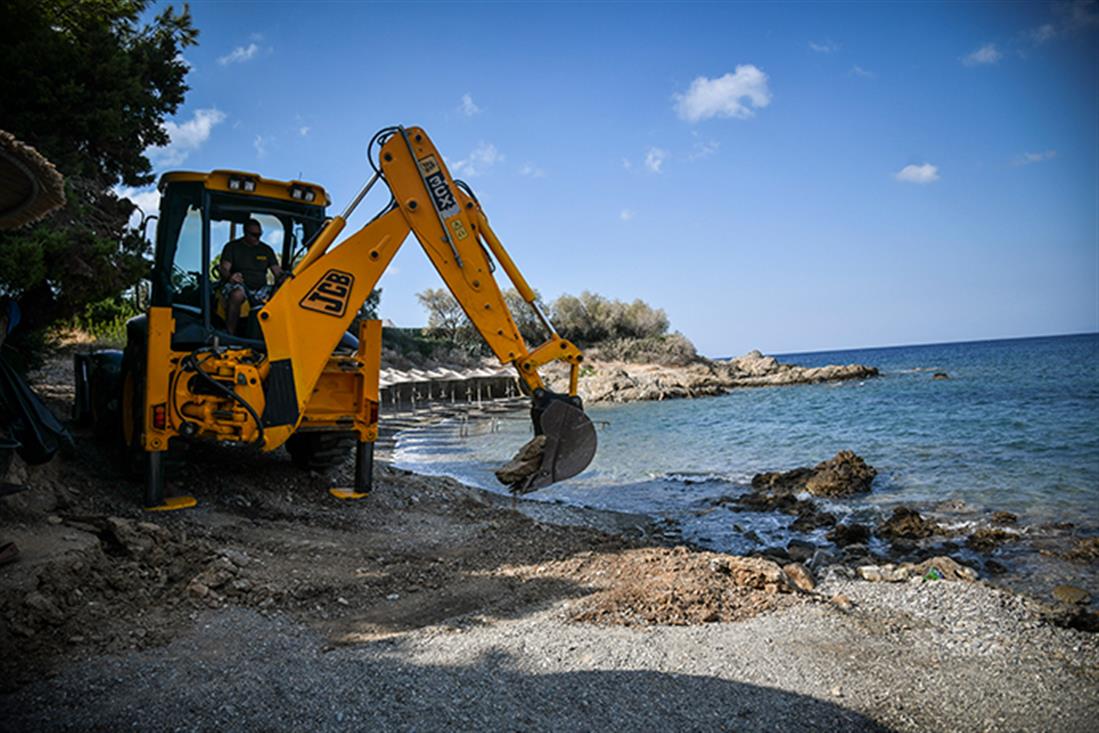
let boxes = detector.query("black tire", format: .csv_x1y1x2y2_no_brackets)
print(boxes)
285,432,355,472
117,339,145,477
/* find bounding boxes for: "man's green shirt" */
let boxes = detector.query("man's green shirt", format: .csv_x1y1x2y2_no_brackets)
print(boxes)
221,238,278,290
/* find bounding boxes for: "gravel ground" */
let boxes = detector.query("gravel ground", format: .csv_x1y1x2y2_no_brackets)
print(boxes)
3,352,1097,732
3,575,1096,732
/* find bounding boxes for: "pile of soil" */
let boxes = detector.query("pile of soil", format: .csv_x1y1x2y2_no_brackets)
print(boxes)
544,547,806,626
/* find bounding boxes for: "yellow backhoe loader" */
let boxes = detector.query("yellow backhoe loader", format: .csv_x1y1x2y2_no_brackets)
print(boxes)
75,125,596,509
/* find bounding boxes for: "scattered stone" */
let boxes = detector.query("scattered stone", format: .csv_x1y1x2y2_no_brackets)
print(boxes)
827,523,870,547
984,559,1007,575
932,372,950,380
830,593,852,612
858,557,977,583
782,563,815,592
966,527,1017,553
789,505,837,532
751,467,815,493
494,435,547,489
190,557,238,590
23,592,65,624
786,540,817,563
1064,537,1099,564
877,506,943,541
386,593,400,601
990,511,1018,526
186,581,210,599
908,556,978,582
217,548,252,568
1051,585,1091,606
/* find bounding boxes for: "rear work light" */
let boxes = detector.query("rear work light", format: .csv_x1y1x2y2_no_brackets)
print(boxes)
290,185,316,202
228,176,257,192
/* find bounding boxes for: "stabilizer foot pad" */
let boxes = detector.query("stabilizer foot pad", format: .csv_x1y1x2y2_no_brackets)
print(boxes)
145,496,197,512
329,488,370,501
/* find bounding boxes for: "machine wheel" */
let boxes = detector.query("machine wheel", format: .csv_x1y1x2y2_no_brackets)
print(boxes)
285,433,355,472
118,339,146,477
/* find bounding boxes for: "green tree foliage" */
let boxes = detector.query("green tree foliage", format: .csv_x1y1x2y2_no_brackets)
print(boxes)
415,288,472,346
502,288,550,346
0,0,197,352
549,291,670,345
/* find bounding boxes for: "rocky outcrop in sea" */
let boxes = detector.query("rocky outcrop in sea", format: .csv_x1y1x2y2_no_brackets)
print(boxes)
549,350,878,404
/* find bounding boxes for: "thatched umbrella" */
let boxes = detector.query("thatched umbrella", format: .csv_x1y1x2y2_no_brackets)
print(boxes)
0,129,66,231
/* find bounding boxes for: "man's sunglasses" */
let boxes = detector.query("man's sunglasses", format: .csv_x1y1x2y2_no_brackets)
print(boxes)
245,229,261,237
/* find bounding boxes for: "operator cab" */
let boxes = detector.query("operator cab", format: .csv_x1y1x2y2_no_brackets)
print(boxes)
151,170,355,350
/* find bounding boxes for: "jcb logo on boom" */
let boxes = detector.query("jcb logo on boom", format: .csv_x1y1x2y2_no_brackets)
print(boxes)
300,269,354,318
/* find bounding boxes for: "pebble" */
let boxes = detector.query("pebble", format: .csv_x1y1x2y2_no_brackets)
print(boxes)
1051,585,1090,606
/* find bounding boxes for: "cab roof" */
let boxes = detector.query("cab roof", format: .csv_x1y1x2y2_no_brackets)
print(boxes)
157,170,330,207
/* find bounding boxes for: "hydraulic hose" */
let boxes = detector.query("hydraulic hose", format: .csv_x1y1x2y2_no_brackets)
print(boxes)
183,351,265,446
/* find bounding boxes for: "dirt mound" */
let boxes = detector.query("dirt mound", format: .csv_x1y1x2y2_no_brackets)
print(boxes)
557,547,805,626
0,516,227,689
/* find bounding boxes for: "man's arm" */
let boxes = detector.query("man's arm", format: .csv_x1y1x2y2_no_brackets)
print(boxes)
267,245,284,281
219,249,243,284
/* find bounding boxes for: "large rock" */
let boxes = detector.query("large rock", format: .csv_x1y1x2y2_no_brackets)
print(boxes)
877,506,942,540
804,451,877,497
749,451,876,498
494,435,547,488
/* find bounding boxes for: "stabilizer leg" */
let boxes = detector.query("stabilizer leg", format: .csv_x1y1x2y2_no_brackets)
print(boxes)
144,451,196,512
329,440,373,500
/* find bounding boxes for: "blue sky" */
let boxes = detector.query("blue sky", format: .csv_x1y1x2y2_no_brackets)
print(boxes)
128,1,1099,356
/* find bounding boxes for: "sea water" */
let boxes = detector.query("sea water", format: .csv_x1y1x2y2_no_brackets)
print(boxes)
393,334,1099,575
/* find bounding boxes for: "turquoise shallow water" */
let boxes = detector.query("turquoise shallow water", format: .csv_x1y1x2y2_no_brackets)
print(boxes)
393,334,1099,568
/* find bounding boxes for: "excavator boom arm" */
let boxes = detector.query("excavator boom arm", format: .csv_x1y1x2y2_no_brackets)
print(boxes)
256,126,593,490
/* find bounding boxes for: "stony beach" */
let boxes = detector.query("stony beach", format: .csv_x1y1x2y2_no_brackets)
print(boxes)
1,352,1097,731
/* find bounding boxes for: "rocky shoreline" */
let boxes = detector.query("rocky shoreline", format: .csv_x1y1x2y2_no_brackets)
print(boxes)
2,353,1097,731
546,350,878,403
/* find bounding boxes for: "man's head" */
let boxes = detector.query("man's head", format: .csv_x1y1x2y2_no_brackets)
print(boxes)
244,218,262,244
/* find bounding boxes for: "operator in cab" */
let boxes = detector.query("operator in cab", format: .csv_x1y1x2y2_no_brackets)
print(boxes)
219,218,283,335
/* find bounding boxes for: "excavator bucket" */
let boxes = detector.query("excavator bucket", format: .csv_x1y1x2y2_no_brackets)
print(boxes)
522,400,597,491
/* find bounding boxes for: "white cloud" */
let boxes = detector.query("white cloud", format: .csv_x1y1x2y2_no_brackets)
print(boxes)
518,162,545,178
452,142,502,177
850,65,877,79
1013,149,1057,166
148,108,226,166
619,209,635,221
299,126,310,137
809,40,840,53
963,43,1002,66
644,147,668,173
674,65,772,122
686,139,720,161
218,43,260,66
115,186,162,230
622,158,633,171
254,135,271,158
458,93,481,117
895,163,940,184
